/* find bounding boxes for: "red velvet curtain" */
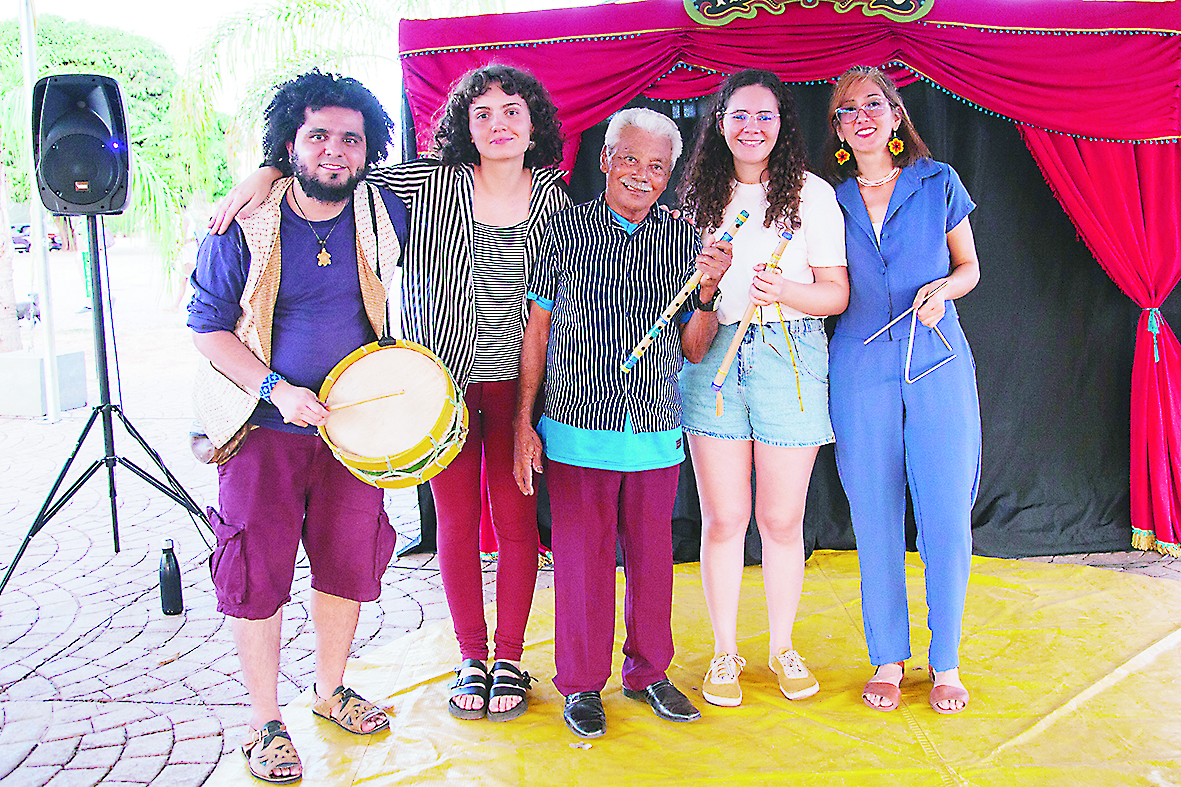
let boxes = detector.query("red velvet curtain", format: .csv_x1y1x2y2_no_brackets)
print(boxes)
399,1,1181,551
1020,130,1181,555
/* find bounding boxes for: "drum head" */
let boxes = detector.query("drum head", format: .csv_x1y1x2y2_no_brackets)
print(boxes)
322,346,449,460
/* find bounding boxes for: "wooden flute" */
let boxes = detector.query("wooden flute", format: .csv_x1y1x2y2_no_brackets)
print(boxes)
620,209,750,373
710,228,793,408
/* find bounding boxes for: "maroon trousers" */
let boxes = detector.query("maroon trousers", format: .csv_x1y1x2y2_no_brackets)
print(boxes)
430,380,539,662
547,461,680,696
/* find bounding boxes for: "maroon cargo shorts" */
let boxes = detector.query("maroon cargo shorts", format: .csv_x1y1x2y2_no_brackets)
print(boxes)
208,427,395,619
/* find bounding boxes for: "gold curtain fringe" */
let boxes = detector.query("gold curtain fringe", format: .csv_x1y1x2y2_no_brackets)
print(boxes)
1131,527,1181,557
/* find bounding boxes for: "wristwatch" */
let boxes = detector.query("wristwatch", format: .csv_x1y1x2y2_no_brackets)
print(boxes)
694,286,721,312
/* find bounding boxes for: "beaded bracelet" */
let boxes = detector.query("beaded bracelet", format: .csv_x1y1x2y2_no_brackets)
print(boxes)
259,371,286,403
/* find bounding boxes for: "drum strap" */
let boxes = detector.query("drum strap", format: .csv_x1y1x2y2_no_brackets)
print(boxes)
367,185,395,344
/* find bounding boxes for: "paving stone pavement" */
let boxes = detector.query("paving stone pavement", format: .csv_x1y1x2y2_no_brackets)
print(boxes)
0,241,1175,786
0,242,554,786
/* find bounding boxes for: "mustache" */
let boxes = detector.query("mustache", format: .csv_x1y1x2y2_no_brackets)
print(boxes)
620,177,653,192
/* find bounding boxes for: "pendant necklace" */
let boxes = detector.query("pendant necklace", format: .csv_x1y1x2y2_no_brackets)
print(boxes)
857,167,901,188
290,187,345,267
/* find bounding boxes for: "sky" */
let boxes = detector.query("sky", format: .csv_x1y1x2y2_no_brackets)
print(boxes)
27,0,604,70
32,0,262,69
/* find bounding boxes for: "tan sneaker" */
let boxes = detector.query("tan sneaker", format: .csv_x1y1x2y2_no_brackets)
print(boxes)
769,649,819,700
702,653,746,707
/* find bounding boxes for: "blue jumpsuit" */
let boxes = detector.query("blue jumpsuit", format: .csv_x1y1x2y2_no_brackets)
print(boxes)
829,158,981,672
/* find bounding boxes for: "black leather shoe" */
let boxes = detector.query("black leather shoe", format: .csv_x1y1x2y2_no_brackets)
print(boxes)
622,678,701,722
563,691,606,738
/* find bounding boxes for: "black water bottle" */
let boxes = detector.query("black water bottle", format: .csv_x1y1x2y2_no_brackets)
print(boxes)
159,539,183,615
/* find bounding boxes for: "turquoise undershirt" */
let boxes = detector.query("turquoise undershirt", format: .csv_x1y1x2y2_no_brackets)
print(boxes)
527,205,685,472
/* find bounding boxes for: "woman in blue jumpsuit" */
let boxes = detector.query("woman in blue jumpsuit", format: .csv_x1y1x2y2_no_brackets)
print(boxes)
825,67,981,714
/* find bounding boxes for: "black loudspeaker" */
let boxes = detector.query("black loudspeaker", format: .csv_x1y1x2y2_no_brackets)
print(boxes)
32,74,130,215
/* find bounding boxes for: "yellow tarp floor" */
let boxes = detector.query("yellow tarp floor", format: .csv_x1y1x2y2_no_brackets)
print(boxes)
207,551,1181,786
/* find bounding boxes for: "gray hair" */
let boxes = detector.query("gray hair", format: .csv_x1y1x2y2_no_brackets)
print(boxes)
603,107,682,166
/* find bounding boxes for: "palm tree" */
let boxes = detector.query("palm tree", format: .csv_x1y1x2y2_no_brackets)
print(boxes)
172,0,513,184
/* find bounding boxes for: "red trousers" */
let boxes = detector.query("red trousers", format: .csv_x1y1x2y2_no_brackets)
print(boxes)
429,380,538,661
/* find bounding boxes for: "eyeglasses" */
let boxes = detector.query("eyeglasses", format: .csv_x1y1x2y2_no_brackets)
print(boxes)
722,111,780,127
834,99,891,125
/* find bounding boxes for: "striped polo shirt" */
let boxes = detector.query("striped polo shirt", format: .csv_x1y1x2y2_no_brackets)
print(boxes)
528,194,702,434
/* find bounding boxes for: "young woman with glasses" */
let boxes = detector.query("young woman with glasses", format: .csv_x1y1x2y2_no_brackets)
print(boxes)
823,66,981,714
678,69,849,708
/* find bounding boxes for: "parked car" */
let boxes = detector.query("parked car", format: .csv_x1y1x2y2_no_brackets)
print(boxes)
9,224,62,253
10,224,30,253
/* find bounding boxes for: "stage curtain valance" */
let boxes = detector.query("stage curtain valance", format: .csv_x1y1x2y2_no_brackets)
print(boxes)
399,0,1181,158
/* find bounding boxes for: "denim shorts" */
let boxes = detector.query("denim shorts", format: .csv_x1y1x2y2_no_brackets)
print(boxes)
680,318,835,447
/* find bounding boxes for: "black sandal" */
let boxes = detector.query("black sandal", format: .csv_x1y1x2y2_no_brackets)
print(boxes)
448,658,490,720
487,660,536,722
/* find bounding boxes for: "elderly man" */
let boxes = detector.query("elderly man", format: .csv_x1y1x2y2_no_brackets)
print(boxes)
187,71,407,783
513,108,732,738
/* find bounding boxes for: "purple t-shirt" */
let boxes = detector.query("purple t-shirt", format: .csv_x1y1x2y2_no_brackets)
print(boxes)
187,186,408,434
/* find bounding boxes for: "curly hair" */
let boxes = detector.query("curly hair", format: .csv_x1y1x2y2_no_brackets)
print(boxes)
822,66,930,184
432,64,563,169
261,69,394,176
678,70,807,233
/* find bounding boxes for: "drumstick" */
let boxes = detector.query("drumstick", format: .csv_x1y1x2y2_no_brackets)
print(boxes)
862,280,950,345
327,390,406,411
620,209,750,373
711,229,792,416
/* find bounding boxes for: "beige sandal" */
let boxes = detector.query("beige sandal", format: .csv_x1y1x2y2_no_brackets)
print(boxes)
241,720,301,784
862,662,905,712
928,668,970,714
312,685,390,734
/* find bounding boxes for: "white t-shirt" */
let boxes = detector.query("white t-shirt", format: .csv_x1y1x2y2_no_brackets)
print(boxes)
712,172,846,325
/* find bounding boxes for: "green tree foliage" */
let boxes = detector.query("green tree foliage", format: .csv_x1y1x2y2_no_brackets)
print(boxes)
0,15,231,272
174,0,510,181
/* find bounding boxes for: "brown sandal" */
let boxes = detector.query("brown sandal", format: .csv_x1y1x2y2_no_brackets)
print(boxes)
242,720,302,784
928,668,970,714
312,685,391,734
862,662,905,712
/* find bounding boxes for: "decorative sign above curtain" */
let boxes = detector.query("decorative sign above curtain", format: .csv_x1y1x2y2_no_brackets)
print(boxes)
684,0,932,26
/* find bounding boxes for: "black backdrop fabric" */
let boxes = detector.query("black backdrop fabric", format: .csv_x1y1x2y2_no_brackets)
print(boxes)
561,81,1181,559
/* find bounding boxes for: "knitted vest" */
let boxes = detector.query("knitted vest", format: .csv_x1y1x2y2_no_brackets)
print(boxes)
193,178,401,447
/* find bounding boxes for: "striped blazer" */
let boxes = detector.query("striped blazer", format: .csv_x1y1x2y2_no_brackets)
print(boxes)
366,160,571,389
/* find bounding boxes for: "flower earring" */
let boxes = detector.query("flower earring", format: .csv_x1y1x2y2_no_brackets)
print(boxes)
888,130,904,156
835,140,852,165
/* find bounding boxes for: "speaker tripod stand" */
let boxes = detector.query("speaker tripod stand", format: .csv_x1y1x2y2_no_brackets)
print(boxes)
0,215,211,594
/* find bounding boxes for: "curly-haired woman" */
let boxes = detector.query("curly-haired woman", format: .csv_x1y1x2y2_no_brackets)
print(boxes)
677,69,848,708
211,64,570,722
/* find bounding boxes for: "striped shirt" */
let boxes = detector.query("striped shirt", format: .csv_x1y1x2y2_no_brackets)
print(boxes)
470,220,528,382
365,160,571,388
529,195,702,433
